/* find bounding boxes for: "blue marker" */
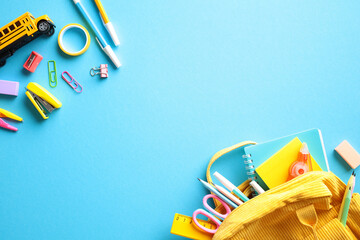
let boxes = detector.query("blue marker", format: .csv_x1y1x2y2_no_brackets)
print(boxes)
198,178,238,209
73,0,121,68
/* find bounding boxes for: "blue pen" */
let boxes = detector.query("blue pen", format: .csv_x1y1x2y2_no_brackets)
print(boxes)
73,0,121,68
198,178,239,209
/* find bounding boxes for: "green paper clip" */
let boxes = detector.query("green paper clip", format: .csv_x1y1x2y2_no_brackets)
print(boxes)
48,60,57,88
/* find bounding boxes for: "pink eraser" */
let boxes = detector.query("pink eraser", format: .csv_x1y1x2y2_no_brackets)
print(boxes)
0,80,19,96
335,140,360,169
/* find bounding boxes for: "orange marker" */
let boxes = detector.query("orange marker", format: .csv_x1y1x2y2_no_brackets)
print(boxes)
287,142,312,181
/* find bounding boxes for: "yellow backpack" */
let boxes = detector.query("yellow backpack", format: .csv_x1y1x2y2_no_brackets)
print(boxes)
206,142,360,240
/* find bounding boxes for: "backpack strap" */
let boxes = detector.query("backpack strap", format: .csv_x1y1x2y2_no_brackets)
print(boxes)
206,141,256,207
296,204,319,240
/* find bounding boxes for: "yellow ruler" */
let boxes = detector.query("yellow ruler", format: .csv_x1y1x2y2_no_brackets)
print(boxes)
170,213,215,240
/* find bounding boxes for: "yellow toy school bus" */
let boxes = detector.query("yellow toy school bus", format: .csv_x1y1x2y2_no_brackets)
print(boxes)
0,12,55,67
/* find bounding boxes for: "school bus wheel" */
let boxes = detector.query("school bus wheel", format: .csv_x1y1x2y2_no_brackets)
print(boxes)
0,59,6,67
47,27,55,36
37,20,51,33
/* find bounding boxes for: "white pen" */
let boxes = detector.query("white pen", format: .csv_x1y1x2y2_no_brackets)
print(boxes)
94,0,120,46
250,180,265,195
73,0,121,68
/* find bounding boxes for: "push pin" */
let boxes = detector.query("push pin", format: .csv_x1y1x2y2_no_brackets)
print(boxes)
90,64,108,78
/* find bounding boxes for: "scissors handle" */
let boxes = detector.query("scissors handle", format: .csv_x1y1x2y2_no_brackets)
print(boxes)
192,209,221,234
203,194,231,220
192,194,232,234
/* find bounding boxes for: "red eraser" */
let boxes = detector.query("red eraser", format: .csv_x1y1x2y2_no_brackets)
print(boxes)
335,140,360,169
23,51,43,72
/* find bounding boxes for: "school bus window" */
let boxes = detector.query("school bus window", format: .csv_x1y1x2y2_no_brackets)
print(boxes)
0,12,55,67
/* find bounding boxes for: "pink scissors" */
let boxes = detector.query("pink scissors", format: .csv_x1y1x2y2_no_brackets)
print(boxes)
192,194,232,234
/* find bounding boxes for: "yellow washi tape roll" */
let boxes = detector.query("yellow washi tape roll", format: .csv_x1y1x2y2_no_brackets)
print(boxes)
58,23,90,56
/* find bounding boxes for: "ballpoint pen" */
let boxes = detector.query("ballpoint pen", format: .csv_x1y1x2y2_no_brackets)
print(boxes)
73,0,121,68
94,0,120,46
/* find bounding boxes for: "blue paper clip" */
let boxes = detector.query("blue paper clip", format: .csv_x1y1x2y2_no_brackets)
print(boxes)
61,71,83,93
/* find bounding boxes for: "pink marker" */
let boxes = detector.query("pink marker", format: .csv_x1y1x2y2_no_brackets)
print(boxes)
0,108,23,131
0,118,18,131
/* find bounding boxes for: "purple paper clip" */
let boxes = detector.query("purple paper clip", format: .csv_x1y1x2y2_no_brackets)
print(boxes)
61,71,83,93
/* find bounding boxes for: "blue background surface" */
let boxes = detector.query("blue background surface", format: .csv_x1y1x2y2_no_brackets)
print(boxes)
1,1,360,239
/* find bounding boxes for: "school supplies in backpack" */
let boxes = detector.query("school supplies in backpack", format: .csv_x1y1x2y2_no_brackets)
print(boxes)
172,132,360,239
242,129,329,190
204,141,360,240
256,137,322,189
212,171,360,240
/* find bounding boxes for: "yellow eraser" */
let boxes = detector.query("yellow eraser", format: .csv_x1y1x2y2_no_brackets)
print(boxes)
335,140,360,169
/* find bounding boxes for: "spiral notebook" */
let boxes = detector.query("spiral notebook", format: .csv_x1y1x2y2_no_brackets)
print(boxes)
243,129,329,190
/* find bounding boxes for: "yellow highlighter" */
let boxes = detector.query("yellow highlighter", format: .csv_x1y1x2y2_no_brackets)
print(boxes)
94,0,120,46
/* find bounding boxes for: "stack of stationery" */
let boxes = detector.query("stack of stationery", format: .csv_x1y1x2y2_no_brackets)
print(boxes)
242,129,329,190
256,137,322,189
